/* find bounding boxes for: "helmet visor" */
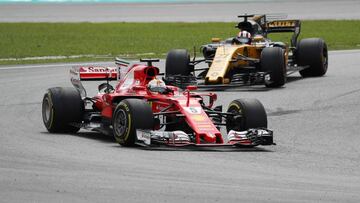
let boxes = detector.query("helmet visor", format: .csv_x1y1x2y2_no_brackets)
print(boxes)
238,37,250,44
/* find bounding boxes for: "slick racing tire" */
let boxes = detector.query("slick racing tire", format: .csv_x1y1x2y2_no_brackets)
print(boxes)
296,38,328,77
165,49,192,76
226,99,267,132
42,87,84,133
112,99,154,146
261,47,286,88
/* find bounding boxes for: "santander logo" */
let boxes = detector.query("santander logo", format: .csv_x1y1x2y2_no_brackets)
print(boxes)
80,66,117,73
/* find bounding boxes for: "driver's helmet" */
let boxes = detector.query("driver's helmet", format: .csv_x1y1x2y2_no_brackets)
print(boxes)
236,30,252,44
147,78,167,93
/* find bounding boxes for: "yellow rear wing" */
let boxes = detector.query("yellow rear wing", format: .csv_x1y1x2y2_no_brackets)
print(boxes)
265,19,301,47
266,20,300,33
249,15,301,47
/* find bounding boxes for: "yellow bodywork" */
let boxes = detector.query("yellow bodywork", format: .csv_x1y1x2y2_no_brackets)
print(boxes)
205,44,264,84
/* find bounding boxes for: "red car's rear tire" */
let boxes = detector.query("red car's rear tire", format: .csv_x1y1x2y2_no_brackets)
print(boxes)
42,87,84,133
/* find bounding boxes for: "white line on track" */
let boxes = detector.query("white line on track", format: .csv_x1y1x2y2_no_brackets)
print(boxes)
0,49,359,71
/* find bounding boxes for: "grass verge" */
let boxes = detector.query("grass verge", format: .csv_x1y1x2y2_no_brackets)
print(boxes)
0,20,359,65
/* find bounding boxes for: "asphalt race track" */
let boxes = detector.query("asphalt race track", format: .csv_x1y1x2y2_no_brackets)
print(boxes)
0,0,360,22
0,50,359,202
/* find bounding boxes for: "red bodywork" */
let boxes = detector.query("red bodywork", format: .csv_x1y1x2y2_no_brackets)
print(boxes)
81,64,223,144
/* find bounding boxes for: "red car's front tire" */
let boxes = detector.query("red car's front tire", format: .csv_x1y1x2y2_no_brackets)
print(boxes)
112,99,154,146
226,98,267,132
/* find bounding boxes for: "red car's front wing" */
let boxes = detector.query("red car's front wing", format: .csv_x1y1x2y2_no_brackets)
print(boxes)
135,129,274,148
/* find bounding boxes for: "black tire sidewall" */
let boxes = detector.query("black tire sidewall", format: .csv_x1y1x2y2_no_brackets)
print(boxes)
42,91,55,130
165,49,191,76
297,38,328,77
113,99,154,146
226,99,267,132
113,101,132,145
42,87,84,133
261,47,286,87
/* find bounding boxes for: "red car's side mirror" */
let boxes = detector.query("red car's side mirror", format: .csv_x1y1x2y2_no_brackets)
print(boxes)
186,85,198,91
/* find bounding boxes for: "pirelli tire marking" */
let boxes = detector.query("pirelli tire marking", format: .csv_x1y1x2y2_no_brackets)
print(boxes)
114,102,132,143
43,91,55,129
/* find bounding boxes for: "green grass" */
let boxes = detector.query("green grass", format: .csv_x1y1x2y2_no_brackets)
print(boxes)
0,20,359,65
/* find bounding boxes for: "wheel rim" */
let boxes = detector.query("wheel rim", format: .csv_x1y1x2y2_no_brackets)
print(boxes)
42,97,51,123
114,109,128,137
323,48,328,70
227,106,243,131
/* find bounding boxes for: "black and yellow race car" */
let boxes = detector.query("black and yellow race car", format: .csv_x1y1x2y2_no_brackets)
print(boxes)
165,14,328,89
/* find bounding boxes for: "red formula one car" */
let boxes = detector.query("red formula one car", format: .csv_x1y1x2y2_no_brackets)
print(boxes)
42,59,273,147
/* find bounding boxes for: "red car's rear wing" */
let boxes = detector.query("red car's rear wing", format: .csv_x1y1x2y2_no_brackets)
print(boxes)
69,66,118,98
70,58,132,81
69,58,133,97
76,66,118,81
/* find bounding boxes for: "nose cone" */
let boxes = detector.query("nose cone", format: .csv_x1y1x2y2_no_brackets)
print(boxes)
203,133,217,143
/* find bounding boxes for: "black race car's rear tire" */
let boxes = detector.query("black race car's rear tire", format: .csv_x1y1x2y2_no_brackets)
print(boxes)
261,47,286,88
226,99,267,132
165,49,192,76
42,87,84,133
296,38,328,77
112,99,154,146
